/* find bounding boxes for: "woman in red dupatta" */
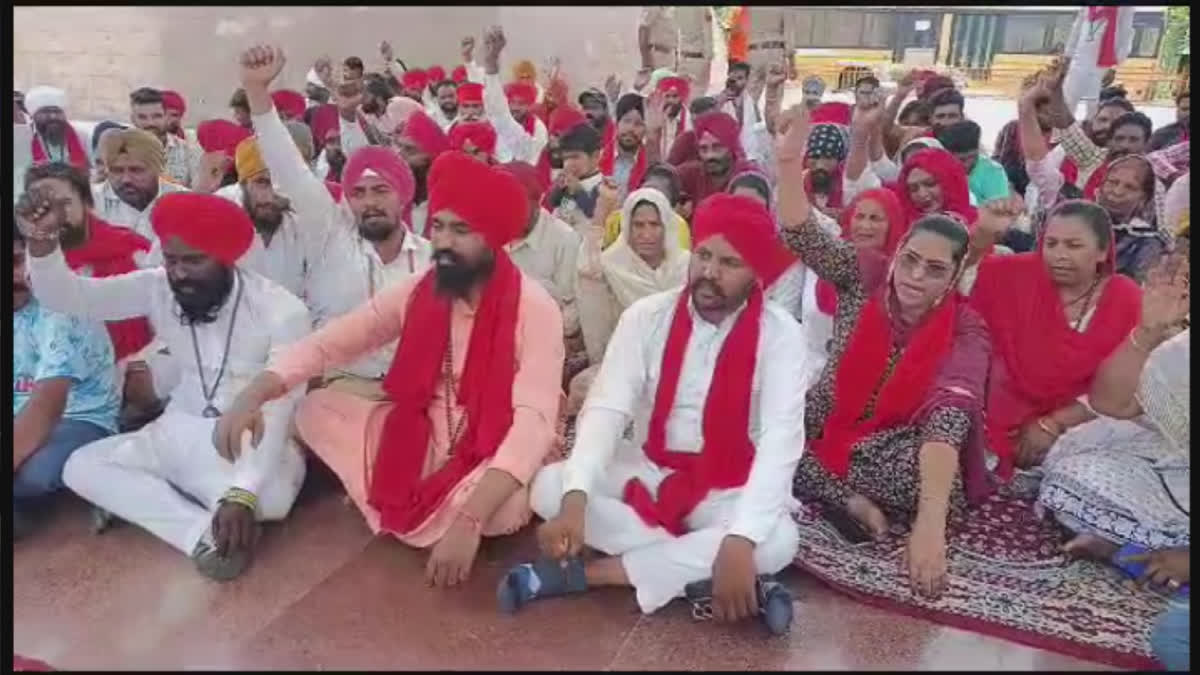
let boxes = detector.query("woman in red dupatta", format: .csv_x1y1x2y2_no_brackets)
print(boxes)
968,199,1142,481
777,107,996,598
894,147,978,229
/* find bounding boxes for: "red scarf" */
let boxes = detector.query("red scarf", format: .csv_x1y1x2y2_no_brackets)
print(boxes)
811,285,959,478
599,137,648,197
31,128,88,170
623,287,763,536
895,148,977,228
816,189,906,316
969,245,1141,479
368,253,523,535
63,215,153,361
1088,6,1121,68
1082,160,1111,200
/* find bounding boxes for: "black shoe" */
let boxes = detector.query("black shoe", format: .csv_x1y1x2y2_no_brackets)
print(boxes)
757,576,794,636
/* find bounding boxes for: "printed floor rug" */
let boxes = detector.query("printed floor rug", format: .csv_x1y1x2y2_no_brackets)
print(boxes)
791,488,1170,670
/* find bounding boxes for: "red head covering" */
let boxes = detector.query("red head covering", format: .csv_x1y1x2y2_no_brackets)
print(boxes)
309,104,340,147
810,101,853,127
457,82,484,105
342,145,417,224
548,105,588,137
622,192,770,536
503,81,538,107
692,112,744,160
428,151,529,248
657,76,690,101
451,65,468,84
401,69,428,92
196,119,253,159
270,89,306,120
370,151,530,536
501,160,549,203
816,188,906,315
150,193,254,266
161,90,186,115
895,148,977,228
448,121,498,158
401,110,451,158
970,207,1142,479
426,65,446,84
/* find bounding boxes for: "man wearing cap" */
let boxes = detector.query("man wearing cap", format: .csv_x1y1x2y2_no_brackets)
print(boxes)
394,110,452,236
23,85,92,173
129,87,204,188
479,26,549,165
804,123,848,220
91,128,188,254
240,45,433,399
21,191,312,581
217,151,564,588
498,193,805,636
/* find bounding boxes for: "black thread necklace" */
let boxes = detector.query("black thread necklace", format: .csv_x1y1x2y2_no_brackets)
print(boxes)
189,271,244,418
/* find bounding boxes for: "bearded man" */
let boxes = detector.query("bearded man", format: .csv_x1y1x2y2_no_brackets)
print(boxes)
161,90,188,140
22,191,312,581
23,86,91,172
479,26,549,165
91,128,188,250
394,110,452,236
217,151,564,588
129,87,204,187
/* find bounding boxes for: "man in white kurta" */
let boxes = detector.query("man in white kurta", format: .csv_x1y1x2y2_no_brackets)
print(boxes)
499,193,807,633
476,26,549,165
24,191,310,581
1062,7,1136,120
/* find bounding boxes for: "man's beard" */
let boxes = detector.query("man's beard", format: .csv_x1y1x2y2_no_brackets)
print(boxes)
170,266,234,325
115,182,157,211
618,134,641,153
36,119,68,145
362,98,385,116
703,156,731,178
810,168,835,193
588,114,608,131
433,249,494,298
357,211,398,242
411,163,430,204
59,219,88,250
244,194,290,237
440,103,458,118
666,104,682,119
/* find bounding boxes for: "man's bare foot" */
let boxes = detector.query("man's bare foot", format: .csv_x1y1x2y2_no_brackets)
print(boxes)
1061,532,1120,561
846,494,890,541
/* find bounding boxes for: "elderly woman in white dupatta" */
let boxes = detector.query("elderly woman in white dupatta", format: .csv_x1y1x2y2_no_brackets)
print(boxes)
1038,250,1191,557
569,184,689,414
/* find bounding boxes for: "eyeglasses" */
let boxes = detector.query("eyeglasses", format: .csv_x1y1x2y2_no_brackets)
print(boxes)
896,251,953,280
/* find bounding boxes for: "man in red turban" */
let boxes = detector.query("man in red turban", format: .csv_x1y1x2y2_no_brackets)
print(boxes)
671,111,756,203
497,193,804,636
455,82,486,124
449,120,498,163
654,75,692,158
23,189,313,582
395,110,451,236
218,150,565,589
160,90,187,140
269,89,306,122
478,27,550,166
400,69,428,103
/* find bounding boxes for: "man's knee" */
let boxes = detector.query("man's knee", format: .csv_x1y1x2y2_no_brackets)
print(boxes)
530,462,566,521
58,441,100,496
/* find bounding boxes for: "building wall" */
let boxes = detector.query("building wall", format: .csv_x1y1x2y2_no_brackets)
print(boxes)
14,6,642,121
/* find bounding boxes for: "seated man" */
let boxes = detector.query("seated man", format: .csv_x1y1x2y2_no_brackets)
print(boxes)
21,191,311,581
216,151,563,588
13,227,120,539
499,193,807,635
92,128,188,251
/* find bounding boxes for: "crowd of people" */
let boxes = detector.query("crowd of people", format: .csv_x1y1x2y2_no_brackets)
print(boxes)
10,8,1190,670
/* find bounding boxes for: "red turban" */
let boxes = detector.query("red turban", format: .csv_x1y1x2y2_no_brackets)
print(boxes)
161,90,186,115
451,65,468,84
428,151,529,249
500,161,549,202
691,193,790,284
310,104,340,144
449,121,497,157
342,146,416,209
503,81,538,106
150,193,254,266
656,76,690,101
457,82,484,105
270,89,306,119
548,105,588,137
693,112,744,161
196,119,252,159
427,65,446,84
401,110,451,158
401,69,428,92
810,102,853,127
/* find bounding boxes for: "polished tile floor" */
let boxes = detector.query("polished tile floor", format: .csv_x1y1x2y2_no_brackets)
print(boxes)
13,470,1116,671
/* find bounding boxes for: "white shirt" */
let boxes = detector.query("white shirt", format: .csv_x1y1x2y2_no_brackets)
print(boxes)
507,208,582,336
252,107,434,379
482,72,549,165
423,91,457,132
562,288,810,545
163,133,204,188
28,248,311,497
91,179,189,267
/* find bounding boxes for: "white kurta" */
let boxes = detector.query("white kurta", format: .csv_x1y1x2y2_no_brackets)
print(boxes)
482,72,549,165
531,288,809,613
252,106,434,380
29,249,311,555
91,179,189,267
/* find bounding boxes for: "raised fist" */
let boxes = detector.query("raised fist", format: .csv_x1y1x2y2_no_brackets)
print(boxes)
240,45,286,88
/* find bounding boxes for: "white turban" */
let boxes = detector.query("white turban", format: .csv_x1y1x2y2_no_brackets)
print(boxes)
306,68,326,88
24,85,68,116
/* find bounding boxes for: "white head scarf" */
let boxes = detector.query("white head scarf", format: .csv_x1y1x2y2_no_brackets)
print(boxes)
25,86,68,117
600,187,690,309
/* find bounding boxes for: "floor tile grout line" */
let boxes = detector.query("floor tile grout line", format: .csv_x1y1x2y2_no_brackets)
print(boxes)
604,611,646,671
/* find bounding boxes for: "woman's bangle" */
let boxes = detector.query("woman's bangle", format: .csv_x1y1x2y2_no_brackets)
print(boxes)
1128,326,1161,353
220,487,259,512
1036,417,1062,438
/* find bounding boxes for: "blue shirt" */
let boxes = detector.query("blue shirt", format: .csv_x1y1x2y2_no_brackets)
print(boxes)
13,298,120,433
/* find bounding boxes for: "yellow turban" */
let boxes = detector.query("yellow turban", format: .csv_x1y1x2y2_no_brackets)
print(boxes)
512,59,537,84
99,128,166,175
234,137,268,181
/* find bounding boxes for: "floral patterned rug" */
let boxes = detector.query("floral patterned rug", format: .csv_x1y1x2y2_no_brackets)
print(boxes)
791,489,1170,669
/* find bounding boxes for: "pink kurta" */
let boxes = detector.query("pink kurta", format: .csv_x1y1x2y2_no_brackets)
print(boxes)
270,272,565,548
